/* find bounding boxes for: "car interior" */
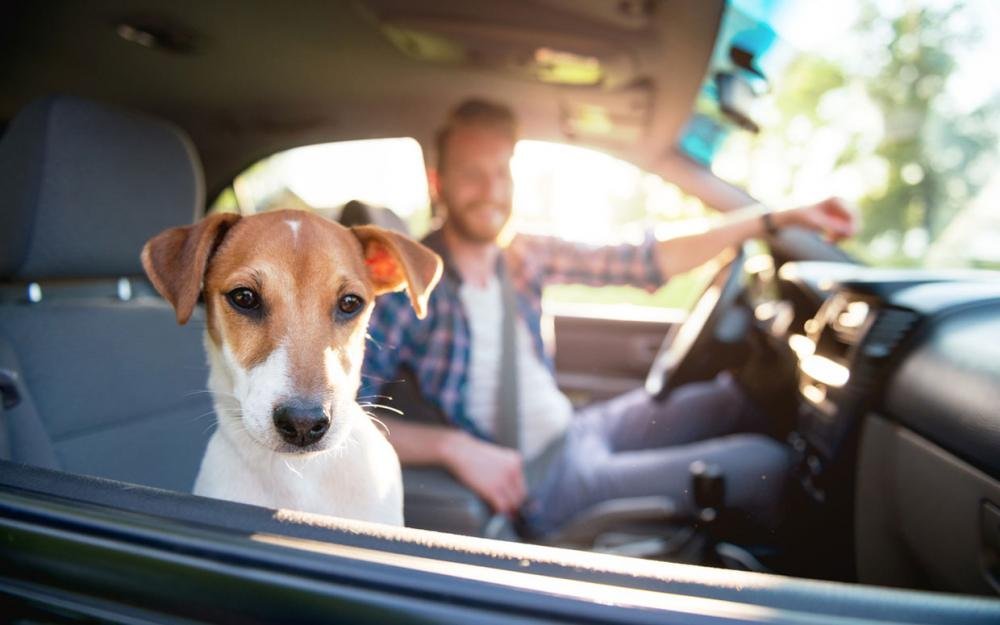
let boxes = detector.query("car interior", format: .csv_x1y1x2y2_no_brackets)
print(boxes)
2,1,1000,623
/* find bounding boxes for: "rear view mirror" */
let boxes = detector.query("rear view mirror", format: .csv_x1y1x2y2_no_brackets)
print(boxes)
713,23,777,135
714,71,761,134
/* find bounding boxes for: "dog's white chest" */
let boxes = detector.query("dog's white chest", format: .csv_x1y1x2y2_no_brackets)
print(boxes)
194,417,403,526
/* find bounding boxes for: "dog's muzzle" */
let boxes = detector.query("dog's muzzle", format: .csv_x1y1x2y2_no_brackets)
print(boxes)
272,402,330,447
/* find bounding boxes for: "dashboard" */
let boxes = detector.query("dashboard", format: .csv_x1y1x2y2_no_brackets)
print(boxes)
746,257,1000,594
770,263,1000,465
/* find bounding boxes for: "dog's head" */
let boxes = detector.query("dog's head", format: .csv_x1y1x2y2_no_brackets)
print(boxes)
141,209,442,454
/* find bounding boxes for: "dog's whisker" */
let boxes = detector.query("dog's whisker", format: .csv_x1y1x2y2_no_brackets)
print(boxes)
187,409,219,423
184,388,240,400
184,389,228,398
358,402,403,416
363,411,391,437
283,459,304,479
228,423,252,439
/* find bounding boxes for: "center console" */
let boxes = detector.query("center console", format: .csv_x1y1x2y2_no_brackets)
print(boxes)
779,271,921,503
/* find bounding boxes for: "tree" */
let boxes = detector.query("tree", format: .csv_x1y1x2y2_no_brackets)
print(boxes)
854,1,997,265
714,1,999,267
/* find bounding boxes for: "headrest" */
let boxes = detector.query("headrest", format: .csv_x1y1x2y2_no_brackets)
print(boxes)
339,199,411,235
0,96,204,280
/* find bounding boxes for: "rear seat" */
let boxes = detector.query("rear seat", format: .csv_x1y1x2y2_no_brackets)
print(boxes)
0,96,214,492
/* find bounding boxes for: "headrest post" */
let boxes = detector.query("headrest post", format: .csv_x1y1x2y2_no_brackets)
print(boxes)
27,283,42,304
116,278,133,301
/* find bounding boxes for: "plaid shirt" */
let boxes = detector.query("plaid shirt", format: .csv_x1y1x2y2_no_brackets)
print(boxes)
360,228,665,440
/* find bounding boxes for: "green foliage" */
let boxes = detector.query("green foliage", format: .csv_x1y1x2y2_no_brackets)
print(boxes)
720,1,999,268
774,55,845,123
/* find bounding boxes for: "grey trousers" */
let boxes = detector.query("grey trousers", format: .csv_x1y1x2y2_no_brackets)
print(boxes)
524,373,792,536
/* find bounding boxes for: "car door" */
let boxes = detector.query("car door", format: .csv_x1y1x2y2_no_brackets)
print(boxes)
551,306,679,405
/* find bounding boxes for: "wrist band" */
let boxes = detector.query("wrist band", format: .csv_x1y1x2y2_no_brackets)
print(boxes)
761,210,780,236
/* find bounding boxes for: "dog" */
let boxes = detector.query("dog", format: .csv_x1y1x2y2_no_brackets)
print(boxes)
141,209,442,525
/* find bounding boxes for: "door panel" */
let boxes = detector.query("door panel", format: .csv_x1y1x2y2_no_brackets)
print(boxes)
856,415,1000,595
549,307,683,406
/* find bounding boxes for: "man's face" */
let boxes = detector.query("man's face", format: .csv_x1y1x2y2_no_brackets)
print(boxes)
437,125,515,244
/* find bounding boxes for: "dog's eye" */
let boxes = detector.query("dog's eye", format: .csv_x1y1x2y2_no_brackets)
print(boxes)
338,294,364,316
227,288,260,311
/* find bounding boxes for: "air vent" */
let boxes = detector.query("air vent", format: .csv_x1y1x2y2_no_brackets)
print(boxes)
804,298,919,402
860,307,919,359
844,306,920,400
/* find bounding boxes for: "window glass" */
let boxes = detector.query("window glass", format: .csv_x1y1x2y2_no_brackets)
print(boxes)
209,138,432,234
211,139,717,312
510,141,715,313
680,0,1000,270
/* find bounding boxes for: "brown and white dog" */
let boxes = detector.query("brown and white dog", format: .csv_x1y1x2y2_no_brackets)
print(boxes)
141,209,441,525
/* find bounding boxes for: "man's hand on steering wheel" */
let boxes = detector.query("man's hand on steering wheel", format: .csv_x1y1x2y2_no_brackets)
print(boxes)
774,197,858,242
644,197,857,401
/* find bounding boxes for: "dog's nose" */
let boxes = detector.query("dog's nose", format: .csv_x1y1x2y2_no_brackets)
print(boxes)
272,403,330,447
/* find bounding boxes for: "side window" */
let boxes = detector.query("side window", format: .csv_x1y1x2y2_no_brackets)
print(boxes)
511,141,715,313
211,138,715,314
208,138,431,234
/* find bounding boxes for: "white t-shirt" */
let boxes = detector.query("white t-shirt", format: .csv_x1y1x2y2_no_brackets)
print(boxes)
459,277,573,461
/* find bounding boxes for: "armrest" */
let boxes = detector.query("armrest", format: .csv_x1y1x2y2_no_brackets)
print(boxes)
403,467,502,537
539,495,680,547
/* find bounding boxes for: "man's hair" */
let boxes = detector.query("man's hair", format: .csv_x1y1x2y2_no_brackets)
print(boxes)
434,98,519,171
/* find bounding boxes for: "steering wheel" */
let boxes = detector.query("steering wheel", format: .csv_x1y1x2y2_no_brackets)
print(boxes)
645,244,751,401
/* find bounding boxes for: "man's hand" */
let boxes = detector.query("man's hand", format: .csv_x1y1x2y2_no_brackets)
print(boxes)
778,197,858,242
442,430,527,516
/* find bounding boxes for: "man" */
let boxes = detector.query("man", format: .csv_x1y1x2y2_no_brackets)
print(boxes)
362,99,856,536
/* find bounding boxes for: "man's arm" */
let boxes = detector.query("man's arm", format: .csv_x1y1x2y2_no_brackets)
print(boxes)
381,416,527,515
514,197,856,289
655,198,857,277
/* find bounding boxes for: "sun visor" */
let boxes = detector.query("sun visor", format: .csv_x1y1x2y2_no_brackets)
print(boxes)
360,0,648,88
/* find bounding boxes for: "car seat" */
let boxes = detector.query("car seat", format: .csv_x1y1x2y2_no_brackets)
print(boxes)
0,95,214,492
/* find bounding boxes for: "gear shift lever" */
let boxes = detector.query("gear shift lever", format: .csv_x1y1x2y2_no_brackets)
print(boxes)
690,460,725,564
688,461,770,572
690,460,725,522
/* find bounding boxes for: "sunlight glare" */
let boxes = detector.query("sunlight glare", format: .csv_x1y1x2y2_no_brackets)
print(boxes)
512,141,649,244
281,138,429,218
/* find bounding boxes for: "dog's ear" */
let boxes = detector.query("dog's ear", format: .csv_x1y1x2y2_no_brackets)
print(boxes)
351,225,443,319
141,213,241,325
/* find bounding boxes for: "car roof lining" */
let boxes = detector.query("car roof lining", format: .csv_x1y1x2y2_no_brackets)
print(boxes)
1,1,723,199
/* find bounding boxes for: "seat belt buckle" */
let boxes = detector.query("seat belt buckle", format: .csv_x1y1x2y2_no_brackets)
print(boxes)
0,369,22,410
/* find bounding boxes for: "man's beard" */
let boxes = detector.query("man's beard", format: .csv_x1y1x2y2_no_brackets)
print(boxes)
444,200,512,244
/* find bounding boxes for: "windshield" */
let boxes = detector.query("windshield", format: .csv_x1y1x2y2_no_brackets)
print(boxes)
680,0,1000,270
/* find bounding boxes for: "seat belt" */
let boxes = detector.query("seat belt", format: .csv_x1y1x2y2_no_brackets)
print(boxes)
494,261,566,494
494,260,521,451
